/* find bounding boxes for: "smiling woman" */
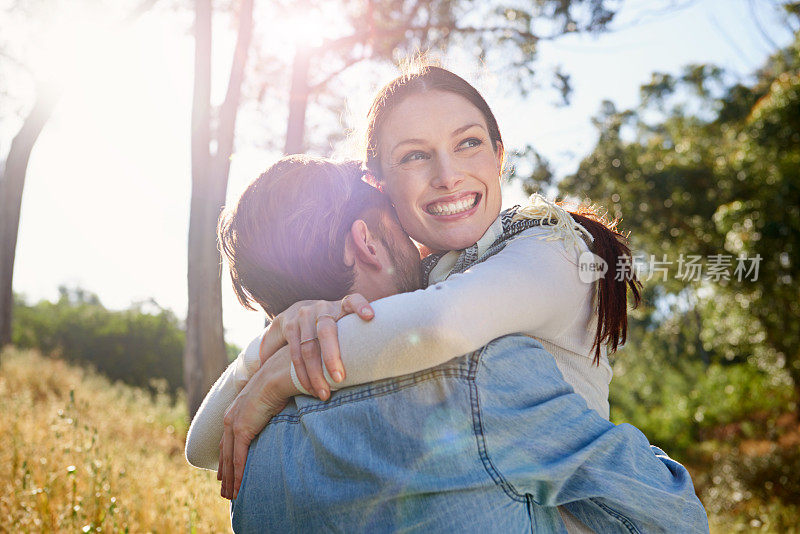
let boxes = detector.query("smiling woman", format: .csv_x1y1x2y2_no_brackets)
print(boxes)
376,91,504,252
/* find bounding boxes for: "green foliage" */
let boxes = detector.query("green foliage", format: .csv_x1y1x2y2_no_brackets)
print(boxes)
11,287,241,394
557,30,800,388
514,23,800,530
611,287,795,451
507,144,557,193
12,287,186,394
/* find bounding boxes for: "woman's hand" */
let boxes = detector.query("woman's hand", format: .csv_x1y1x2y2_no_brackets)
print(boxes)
263,294,374,400
218,346,296,500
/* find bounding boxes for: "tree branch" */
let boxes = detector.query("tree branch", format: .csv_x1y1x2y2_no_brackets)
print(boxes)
215,0,254,176
121,0,161,25
308,55,367,93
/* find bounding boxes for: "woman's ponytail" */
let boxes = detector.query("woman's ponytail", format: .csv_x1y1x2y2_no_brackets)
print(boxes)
567,206,642,365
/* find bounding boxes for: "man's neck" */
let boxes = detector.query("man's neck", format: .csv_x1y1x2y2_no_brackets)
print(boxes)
350,278,399,304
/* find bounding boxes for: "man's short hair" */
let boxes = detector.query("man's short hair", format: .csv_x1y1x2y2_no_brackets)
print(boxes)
218,155,392,318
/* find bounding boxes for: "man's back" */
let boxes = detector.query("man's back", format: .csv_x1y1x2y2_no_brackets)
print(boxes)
232,346,561,532
231,335,707,533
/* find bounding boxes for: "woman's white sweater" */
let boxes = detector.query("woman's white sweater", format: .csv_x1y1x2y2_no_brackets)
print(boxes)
186,205,613,472
291,213,612,418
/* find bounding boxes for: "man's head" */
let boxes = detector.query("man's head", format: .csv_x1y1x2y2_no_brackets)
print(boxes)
218,155,421,318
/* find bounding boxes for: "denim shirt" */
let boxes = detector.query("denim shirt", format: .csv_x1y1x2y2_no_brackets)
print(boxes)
232,335,708,533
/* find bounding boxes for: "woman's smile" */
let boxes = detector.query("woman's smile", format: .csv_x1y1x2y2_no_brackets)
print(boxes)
424,191,482,218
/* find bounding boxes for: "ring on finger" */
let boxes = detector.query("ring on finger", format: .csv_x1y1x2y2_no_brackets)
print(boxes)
300,337,317,345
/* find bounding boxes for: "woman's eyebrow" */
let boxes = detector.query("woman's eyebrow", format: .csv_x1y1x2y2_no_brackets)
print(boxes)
391,123,486,156
392,138,426,152
451,123,484,136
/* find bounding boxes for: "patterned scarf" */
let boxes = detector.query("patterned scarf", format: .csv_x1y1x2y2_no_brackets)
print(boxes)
420,205,556,287
420,194,595,287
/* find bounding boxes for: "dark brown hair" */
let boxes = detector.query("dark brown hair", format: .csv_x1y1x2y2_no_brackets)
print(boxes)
568,205,642,364
364,65,641,363
218,155,391,318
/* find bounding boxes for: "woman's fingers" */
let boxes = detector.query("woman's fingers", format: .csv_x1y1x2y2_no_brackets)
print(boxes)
221,422,234,499
217,357,293,500
300,340,327,399
232,433,251,500
298,308,329,400
314,294,373,385
291,353,312,394
259,319,286,365
276,298,368,398
283,320,313,394
217,439,223,481
341,293,373,320
316,315,343,383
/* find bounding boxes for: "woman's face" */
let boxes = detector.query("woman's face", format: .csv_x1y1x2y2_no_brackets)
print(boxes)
377,90,503,252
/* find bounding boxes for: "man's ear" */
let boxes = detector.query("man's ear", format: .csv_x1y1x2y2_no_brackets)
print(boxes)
343,219,382,271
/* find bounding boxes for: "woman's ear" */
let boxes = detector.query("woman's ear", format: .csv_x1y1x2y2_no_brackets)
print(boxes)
495,141,505,171
344,219,382,271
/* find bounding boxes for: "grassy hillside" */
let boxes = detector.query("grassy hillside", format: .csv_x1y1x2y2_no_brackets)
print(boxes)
0,348,230,532
2,347,796,532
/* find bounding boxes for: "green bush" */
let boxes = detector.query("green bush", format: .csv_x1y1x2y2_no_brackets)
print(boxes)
698,444,800,533
611,355,795,456
12,287,208,394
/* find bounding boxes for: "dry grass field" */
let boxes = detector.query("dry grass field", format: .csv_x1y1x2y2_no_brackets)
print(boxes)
0,349,231,533
2,347,797,533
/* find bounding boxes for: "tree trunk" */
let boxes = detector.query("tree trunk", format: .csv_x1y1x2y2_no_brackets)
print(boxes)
284,46,311,155
185,0,222,417
185,0,253,418
0,89,58,349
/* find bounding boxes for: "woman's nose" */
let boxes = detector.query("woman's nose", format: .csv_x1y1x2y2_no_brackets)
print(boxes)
431,155,464,190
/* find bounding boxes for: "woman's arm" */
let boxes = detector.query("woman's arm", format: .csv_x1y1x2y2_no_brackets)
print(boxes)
316,228,592,392
184,294,377,466
184,330,266,470
219,345,298,499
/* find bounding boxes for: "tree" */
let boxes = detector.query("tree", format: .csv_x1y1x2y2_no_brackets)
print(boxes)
269,0,622,155
185,0,254,417
0,0,158,350
0,86,58,348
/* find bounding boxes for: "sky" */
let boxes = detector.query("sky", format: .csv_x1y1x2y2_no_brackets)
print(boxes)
4,0,796,349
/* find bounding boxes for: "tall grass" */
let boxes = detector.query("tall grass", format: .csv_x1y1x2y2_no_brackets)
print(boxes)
3,347,797,533
0,348,230,532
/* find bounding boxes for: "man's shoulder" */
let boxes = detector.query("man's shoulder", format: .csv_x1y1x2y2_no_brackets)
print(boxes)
344,333,550,398
478,334,546,354
267,334,553,424
473,334,555,372
271,351,476,421
474,334,579,417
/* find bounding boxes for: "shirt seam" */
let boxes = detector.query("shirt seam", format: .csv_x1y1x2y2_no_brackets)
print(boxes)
469,345,641,533
468,345,528,504
269,365,470,424
589,498,641,534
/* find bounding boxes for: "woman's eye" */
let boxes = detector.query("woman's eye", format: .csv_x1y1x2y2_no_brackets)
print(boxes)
458,138,482,150
399,151,428,164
